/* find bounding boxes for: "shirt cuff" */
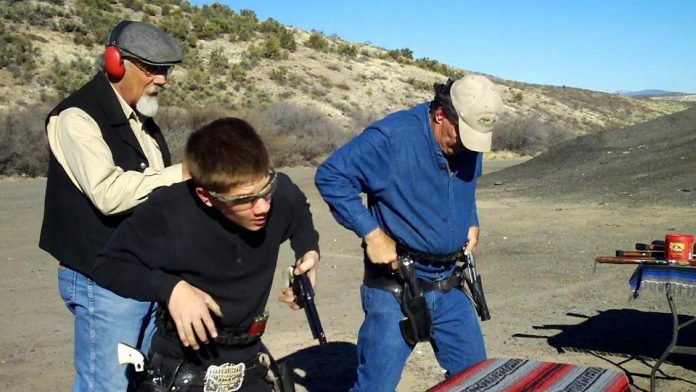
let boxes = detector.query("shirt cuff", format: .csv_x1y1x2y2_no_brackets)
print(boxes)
352,212,380,239
149,270,184,304
159,163,184,184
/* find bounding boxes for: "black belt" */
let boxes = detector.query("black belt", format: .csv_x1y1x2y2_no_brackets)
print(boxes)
363,264,403,294
156,308,260,347
364,266,462,294
417,274,462,293
396,243,463,267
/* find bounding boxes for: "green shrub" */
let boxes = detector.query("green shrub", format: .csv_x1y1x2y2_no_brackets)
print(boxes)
228,63,248,83
229,9,258,42
1,1,60,27
386,48,413,62
305,32,330,52
207,46,228,74
278,30,297,51
260,18,282,33
316,75,332,89
277,90,294,99
239,9,258,22
412,57,460,77
0,104,52,176
122,0,145,12
336,42,358,57
77,0,113,12
154,106,232,162
160,14,191,44
260,16,297,49
270,66,288,83
191,13,221,40
156,104,349,167
74,5,119,45
0,31,39,77
143,4,159,16
257,102,350,166
161,4,172,16
260,34,285,59
403,77,431,92
48,56,95,99
180,67,210,93
493,114,575,154
0,97,353,175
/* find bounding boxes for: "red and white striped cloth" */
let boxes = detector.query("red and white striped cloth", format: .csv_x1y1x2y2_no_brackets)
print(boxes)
427,358,630,392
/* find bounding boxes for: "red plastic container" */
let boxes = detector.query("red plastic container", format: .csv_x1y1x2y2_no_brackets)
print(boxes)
665,233,695,266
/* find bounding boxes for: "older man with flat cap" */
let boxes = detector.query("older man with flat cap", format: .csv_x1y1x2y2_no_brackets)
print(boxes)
40,20,188,391
315,75,503,391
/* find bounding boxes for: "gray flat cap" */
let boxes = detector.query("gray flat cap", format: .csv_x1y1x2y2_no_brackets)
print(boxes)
108,20,183,66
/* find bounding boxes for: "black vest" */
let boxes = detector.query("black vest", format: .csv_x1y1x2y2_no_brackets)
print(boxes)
39,73,172,275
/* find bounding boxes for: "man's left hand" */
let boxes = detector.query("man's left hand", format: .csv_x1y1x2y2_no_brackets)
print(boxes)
464,226,480,254
279,250,319,310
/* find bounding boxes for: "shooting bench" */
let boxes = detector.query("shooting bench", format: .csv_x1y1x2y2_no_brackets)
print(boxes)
427,357,629,391
629,264,696,392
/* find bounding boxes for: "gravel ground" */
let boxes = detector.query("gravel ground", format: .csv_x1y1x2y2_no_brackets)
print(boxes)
1,108,695,391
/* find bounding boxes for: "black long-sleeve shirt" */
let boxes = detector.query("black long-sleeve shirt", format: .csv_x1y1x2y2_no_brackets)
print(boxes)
91,173,319,363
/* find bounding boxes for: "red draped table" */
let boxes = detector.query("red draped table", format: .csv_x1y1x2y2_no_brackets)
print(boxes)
427,358,629,392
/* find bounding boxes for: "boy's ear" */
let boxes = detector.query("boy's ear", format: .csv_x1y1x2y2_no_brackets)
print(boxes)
195,187,213,207
434,107,445,123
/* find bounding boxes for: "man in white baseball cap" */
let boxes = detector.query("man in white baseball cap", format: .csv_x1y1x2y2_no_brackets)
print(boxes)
315,74,503,391
449,74,503,152
429,74,503,154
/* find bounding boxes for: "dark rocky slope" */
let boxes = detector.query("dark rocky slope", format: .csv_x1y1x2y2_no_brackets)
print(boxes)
481,107,696,206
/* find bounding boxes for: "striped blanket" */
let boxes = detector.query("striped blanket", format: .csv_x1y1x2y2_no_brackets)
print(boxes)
427,358,629,392
629,265,696,296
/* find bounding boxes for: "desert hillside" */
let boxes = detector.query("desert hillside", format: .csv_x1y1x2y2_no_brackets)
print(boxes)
1,1,692,138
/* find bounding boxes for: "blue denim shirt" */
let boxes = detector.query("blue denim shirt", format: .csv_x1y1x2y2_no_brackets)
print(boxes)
315,103,482,278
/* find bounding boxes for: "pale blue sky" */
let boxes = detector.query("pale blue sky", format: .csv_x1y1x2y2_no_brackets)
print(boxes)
190,1,695,93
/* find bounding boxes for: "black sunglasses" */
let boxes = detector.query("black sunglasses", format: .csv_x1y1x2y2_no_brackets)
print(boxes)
126,58,172,77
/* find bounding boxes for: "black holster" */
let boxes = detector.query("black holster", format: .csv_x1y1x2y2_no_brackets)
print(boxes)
136,352,273,392
135,353,202,392
397,257,432,347
399,289,432,346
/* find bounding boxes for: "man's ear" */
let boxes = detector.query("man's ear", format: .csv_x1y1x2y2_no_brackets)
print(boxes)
195,187,213,207
433,107,445,123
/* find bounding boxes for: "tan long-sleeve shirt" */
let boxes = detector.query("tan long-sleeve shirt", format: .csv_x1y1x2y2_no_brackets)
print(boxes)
46,85,182,215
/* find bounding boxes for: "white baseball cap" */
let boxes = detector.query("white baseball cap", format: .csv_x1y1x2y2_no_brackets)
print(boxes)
450,75,503,152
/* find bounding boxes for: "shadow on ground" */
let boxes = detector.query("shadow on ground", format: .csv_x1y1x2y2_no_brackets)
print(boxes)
278,341,357,392
512,309,696,390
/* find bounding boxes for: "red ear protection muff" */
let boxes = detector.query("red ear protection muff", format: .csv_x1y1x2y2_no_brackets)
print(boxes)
104,46,125,80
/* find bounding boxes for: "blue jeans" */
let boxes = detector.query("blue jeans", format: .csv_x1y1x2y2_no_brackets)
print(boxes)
58,266,157,392
351,284,486,392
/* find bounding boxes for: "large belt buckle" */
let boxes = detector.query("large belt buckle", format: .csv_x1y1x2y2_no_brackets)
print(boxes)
204,362,245,392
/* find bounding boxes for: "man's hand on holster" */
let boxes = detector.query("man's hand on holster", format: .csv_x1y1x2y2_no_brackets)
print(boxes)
364,228,398,270
168,281,222,350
